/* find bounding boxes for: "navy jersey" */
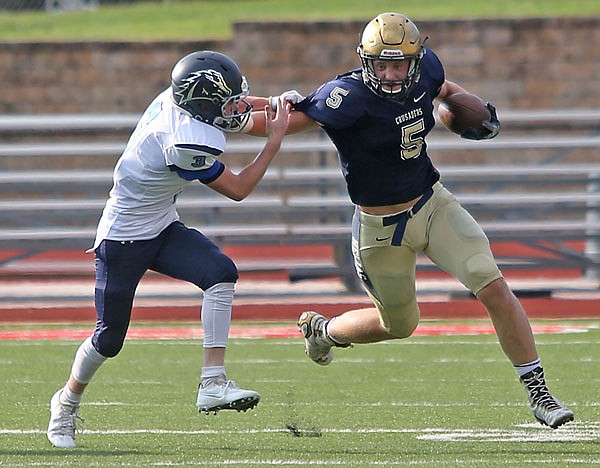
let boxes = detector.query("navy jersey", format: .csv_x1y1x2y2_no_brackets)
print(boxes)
295,48,445,206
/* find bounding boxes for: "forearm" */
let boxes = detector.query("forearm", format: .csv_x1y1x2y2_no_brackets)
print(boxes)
247,96,270,109
208,97,291,201
436,80,469,101
234,139,281,197
208,138,281,201
245,109,319,137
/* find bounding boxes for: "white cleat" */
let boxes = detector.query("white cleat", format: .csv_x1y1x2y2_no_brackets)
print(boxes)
47,389,82,448
196,377,260,414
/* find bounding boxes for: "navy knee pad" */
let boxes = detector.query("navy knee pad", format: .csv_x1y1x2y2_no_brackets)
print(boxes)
202,253,239,290
94,286,134,357
92,326,127,358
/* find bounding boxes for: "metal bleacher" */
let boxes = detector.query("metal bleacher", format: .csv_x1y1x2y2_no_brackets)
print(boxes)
0,109,599,292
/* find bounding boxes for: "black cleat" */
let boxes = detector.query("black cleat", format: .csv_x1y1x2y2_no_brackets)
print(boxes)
520,367,574,429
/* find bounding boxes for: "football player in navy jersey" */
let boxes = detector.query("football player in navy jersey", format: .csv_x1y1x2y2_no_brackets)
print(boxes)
247,13,573,429
47,50,291,448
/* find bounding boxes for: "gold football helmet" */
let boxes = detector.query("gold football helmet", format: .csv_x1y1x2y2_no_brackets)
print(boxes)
357,12,425,102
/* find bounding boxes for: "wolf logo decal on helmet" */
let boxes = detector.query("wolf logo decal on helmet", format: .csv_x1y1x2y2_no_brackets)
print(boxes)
175,70,232,107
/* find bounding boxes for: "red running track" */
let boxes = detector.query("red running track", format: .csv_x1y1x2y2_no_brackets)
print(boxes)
2,296,599,324
0,322,595,341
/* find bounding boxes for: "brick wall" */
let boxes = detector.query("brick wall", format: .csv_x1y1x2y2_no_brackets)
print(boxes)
1,16,599,113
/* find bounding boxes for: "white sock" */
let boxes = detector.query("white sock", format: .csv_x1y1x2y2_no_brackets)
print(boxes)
70,335,108,384
201,366,226,382
514,358,542,377
201,283,234,348
59,386,82,407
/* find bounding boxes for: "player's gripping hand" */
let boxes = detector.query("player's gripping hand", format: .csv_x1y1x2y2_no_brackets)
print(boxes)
265,96,291,144
461,102,500,140
268,90,304,111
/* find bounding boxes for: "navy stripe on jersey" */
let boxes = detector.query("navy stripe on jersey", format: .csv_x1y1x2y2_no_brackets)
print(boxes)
174,143,223,156
170,160,225,183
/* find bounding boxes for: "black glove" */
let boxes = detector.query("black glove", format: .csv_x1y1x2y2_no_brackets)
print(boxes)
460,102,500,140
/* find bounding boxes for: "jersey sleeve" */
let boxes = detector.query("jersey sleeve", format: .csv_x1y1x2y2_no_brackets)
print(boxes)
163,110,228,183
295,74,366,129
164,143,222,170
164,143,225,183
422,48,445,98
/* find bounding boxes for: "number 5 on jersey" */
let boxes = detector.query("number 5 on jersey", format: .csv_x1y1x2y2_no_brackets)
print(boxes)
400,119,424,160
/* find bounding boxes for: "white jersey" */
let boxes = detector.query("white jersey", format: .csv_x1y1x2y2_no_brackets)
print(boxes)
91,89,226,250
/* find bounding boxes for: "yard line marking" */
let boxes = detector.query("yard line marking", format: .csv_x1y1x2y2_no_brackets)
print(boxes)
2,421,598,443
17,400,565,409
417,425,600,442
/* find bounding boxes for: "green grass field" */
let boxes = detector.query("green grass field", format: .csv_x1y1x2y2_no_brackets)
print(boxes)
1,320,599,467
1,0,600,41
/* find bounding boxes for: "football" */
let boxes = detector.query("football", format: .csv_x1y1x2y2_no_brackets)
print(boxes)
437,93,491,135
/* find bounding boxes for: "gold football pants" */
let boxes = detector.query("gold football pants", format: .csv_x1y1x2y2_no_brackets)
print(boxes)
352,181,502,337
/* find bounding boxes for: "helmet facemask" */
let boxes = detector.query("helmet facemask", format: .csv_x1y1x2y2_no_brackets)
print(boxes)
212,76,253,132
358,51,423,102
357,12,425,103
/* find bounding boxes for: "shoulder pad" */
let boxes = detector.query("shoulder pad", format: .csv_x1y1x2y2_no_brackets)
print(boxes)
335,69,361,80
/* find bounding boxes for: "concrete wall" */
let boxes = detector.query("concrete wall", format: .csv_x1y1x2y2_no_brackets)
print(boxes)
1,16,599,113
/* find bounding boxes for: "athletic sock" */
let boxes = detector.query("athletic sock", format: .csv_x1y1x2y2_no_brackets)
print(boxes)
514,358,542,377
201,283,234,348
71,335,107,384
201,366,226,382
60,386,82,407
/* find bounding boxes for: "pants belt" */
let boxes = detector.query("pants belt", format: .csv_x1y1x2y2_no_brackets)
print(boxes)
382,186,434,246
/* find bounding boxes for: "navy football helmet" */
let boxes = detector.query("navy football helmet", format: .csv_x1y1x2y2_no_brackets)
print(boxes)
171,51,252,132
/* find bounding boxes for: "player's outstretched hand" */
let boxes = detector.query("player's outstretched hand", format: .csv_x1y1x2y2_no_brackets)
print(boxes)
461,102,500,140
265,96,291,144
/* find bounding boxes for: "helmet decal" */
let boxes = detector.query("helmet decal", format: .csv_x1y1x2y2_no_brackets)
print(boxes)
379,49,406,58
175,69,232,106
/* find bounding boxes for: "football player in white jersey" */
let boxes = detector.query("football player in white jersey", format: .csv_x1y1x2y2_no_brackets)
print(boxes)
247,13,573,430
47,50,291,449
